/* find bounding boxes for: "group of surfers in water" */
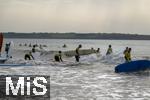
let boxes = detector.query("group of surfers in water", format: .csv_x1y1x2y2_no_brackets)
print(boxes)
24,44,132,63
54,44,83,62
54,44,132,63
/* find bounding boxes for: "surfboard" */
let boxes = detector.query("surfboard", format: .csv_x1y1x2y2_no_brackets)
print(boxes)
0,33,8,63
0,33,3,52
0,63,32,67
0,57,7,63
115,60,150,73
63,49,96,57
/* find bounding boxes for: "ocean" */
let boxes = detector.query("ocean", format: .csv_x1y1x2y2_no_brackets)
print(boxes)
0,39,150,100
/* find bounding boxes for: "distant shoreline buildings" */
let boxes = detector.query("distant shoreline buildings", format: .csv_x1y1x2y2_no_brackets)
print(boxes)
2,32,150,40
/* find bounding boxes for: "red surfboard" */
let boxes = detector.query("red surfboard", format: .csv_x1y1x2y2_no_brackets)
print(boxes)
0,33,3,52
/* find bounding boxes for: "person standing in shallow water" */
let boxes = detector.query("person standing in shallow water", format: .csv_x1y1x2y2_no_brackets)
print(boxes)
106,45,113,55
24,52,34,60
124,48,132,62
75,44,82,62
32,45,36,53
123,47,129,61
5,42,11,58
54,51,63,62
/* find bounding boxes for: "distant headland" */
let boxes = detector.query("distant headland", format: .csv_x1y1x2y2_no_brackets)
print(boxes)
2,32,150,40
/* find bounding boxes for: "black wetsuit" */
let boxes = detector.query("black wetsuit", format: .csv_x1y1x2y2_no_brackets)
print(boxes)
54,54,62,62
24,54,34,60
75,48,80,62
5,43,10,57
55,55,60,62
32,47,35,53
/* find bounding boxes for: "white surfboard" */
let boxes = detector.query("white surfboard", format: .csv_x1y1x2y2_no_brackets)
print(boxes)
63,49,96,57
0,57,7,63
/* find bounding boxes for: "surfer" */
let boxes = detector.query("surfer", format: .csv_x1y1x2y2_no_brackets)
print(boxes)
124,48,132,62
54,51,63,62
24,52,34,60
96,48,100,53
63,44,67,48
19,44,22,46
75,44,82,62
32,45,36,53
24,43,27,46
123,47,129,54
29,43,32,47
96,48,101,57
123,47,129,61
5,42,11,57
106,45,113,55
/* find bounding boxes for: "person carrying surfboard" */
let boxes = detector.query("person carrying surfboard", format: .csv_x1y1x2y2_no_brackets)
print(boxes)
106,45,113,55
75,44,82,62
54,51,63,62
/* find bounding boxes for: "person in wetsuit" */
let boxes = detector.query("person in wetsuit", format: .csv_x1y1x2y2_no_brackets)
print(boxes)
96,48,100,53
24,52,34,60
54,51,63,62
75,44,82,62
123,47,129,61
32,45,36,53
106,45,113,55
62,44,67,48
5,42,11,58
124,48,132,62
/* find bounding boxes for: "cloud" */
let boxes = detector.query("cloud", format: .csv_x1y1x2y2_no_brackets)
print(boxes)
0,0,150,34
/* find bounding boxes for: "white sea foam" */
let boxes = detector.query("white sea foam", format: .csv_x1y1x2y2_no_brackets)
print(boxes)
0,39,150,100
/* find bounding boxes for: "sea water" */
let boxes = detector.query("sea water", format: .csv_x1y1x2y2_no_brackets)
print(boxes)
0,39,150,100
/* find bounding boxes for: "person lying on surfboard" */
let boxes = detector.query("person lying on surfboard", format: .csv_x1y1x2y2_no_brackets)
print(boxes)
54,51,63,62
75,44,82,62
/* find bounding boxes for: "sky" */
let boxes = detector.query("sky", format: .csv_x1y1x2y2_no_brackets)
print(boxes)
0,0,150,35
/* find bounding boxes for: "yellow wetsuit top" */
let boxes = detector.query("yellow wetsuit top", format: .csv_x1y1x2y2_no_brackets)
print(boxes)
106,47,112,55
124,51,131,62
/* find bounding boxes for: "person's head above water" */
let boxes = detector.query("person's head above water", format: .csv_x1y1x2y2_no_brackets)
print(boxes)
129,48,131,52
109,45,111,48
59,51,62,54
33,45,36,48
78,44,82,48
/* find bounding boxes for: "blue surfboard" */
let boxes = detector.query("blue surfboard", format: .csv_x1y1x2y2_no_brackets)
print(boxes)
115,60,150,73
